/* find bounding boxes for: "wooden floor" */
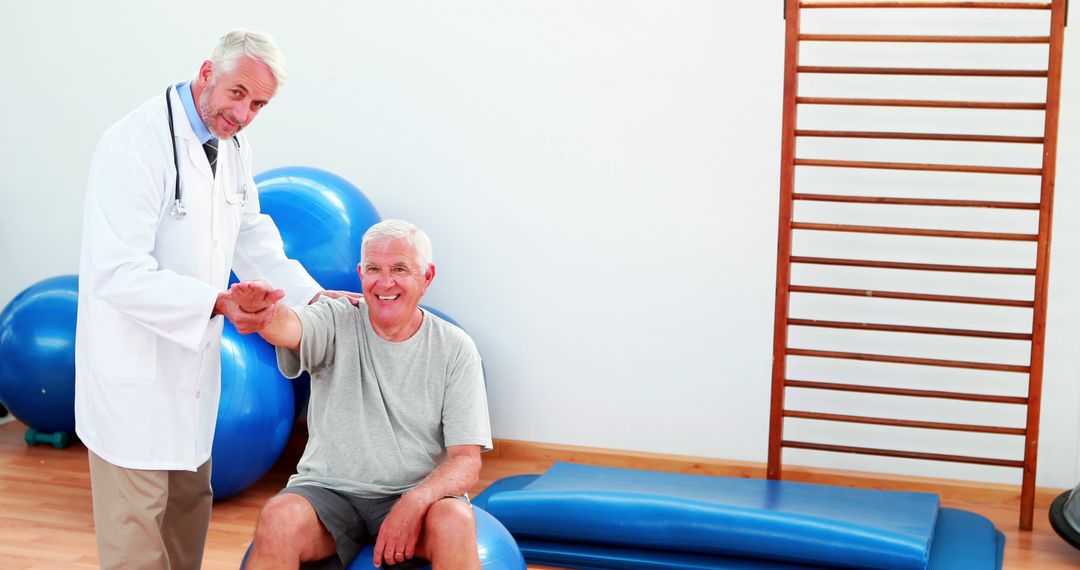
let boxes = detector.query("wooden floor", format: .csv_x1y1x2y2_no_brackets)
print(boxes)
1,419,1079,569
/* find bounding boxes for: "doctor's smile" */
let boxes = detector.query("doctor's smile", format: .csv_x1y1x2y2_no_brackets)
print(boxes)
193,55,275,140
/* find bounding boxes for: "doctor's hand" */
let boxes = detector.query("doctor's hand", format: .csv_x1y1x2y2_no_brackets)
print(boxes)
312,289,364,306
214,281,285,334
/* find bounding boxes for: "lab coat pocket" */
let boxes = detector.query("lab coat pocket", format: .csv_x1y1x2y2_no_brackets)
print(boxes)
87,303,158,380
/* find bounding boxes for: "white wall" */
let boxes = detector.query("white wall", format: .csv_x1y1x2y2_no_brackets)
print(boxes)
2,1,1078,487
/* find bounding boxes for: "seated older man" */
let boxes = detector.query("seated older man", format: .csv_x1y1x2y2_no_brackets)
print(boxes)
238,219,490,570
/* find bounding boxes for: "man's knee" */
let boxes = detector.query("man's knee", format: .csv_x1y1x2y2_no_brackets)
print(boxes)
424,499,476,546
254,494,322,541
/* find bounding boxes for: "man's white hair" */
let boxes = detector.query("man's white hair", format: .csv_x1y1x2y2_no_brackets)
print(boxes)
361,220,434,270
210,29,287,86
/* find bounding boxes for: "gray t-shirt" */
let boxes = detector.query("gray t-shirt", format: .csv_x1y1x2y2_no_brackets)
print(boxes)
277,298,492,498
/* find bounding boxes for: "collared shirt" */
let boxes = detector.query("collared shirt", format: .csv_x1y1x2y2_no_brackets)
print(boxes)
178,81,214,144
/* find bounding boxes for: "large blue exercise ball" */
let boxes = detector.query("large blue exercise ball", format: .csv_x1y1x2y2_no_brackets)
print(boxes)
350,506,526,570
239,506,525,569
212,321,295,500
254,166,381,294
0,275,79,434
251,167,380,420
421,305,462,329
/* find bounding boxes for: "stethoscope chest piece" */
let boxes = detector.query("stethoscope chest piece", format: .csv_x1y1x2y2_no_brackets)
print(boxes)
170,198,187,219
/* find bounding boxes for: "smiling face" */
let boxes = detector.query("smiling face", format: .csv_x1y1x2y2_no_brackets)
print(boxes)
191,56,277,139
358,237,435,337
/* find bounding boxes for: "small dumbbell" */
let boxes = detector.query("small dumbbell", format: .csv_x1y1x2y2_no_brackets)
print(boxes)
24,427,71,449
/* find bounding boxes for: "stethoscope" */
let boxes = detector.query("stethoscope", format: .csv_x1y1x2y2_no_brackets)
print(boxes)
164,85,248,219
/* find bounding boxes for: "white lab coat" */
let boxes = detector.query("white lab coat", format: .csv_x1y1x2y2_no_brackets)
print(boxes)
74,86,321,471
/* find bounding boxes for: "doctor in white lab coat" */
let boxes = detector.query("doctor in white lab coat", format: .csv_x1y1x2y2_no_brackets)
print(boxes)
75,30,329,570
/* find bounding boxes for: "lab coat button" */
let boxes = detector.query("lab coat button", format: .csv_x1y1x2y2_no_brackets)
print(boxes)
195,390,201,399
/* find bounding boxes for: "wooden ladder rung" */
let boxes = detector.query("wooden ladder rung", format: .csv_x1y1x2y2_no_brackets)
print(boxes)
799,65,1048,77
787,348,1030,372
781,440,1026,468
788,318,1033,339
795,130,1045,144
790,285,1034,307
795,158,1043,175
792,222,1037,241
798,97,1046,110
791,255,1037,274
799,34,1050,43
800,2,1052,9
793,193,1042,209
785,379,1029,404
783,410,1027,435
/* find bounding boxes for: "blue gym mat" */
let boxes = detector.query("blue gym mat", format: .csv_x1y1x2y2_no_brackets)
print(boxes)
473,462,1004,570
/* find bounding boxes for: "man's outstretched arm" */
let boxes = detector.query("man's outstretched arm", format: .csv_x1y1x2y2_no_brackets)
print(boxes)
228,281,303,351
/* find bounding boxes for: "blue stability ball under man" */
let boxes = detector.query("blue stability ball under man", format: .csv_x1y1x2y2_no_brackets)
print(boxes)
349,507,526,570
211,321,295,500
240,507,525,569
254,166,381,294
0,275,79,445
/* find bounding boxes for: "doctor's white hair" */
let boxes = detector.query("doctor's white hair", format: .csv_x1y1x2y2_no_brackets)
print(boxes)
361,220,434,271
209,29,287,86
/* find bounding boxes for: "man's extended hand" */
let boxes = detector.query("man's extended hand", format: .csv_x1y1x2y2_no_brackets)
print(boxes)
372,493,427,568
231,281,286,312
214,281,286,334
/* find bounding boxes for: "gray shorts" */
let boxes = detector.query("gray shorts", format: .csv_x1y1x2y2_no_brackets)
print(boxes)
281,485,468,570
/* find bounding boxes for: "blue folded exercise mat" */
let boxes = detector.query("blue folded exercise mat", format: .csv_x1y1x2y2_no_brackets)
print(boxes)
472,462,1004,570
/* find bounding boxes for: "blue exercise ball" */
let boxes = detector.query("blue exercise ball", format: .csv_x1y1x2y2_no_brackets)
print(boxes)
212,321,295,500
421,305,462,329
239,506,525,570
350,506,526,570
0,275,79,434
254,166,381,294
250,167,379,420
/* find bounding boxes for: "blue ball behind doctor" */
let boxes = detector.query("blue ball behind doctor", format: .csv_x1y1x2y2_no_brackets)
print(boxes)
0,275,79,435
246,166,381,420
211,321,294,500
253,166,382,294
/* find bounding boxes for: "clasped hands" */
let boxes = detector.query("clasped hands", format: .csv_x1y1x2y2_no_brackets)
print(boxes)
214,281,285,334
215,281,364,334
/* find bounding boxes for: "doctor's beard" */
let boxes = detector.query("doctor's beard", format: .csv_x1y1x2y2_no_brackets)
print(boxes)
198,79,245,139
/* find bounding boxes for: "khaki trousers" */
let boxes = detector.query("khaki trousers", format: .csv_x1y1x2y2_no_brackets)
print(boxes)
88,451,213,570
